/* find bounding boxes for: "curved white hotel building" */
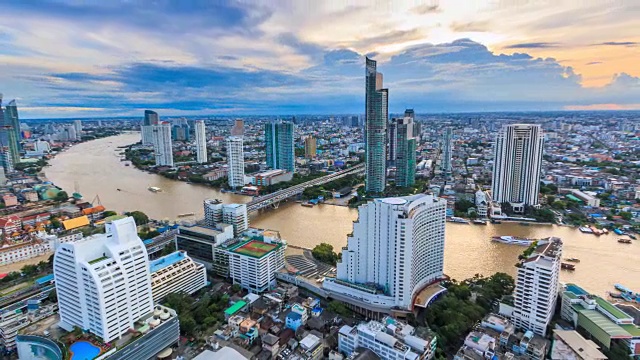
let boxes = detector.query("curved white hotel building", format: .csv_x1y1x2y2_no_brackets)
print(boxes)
150,250,207,303
53,217,154,343
324,194,446,310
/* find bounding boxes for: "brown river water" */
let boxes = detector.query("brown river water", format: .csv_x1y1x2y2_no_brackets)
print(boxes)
44,133,640,296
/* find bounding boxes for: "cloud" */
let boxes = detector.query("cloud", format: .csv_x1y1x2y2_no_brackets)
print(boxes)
593,41,638,46
411,4,441,15
450,21,492,33
503,42,560,49
586,61,602,65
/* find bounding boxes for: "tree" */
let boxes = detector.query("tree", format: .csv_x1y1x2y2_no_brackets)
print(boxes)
48,289,57,302
21,264,39,276
619,211,633,221
454,199,475,213
179,315,197,336
327,301,351,317
312,243,338,266
161,242,176,256
125,211,149,225
50,217,62,229
231,284,242,294
54,191,69,202
103,210,118,217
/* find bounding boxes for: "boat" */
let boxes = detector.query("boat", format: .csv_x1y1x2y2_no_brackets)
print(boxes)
148,186,162,193
579,226,593,233
447,217,470,224
590,226,604,236
473,219,487,225
614,228,624,235
301,203,314,208
117,188,122,191
177,212,195,218
565,258,580,263
491,219,502,224
491,236,547,246
609,292,624,299
618,238,632,244
519,222,530,226
615,284,632,293
561,263,576,271
602,228,609,234
629,234,637,240
125,163,130,166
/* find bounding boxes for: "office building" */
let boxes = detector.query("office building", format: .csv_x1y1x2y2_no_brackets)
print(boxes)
152,122,174,167
141,126,154,145
395,117,416,187
171,123,190,142
0,148,13,173
203,198,224,226
226,136,245,188
144,110,159,126
4,100,21,150
150,250,207,303
387,118,397,165
364,57,388,193
324,194,446,310
339,316,437,360
491,124,544,211
512,237,562,336
194,120,207,164
176,225,234,268
441,127,452,175
304,136,317,159
53,217,154,342
73,120,82,137
351,115,359,127
204,200,249,237
231,119,244,136
228,237,286,293
265,121,295,173
0,126,19,165
404,109,415,120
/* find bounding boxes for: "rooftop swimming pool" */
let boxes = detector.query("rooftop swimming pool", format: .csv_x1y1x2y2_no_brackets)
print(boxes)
70,341,101,360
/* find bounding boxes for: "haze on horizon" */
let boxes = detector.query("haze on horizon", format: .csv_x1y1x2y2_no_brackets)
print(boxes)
0,0,639,118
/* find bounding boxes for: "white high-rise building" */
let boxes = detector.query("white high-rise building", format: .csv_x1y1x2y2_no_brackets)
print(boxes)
73,120,82,137
53,217,154,342
141,125,154,145
491,124,544,211
203,199,248,237
324,194,446,310
150,250,207,303
228,237,286,293
194,120,207,164
152,122,174,167
226,136,244,188
512,237,562,336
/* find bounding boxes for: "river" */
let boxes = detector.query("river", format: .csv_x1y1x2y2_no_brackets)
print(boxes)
45,133,640,296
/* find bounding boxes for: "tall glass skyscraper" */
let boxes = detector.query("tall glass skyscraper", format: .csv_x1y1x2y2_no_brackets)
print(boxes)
395,117,416,187
365,57,388,193
264,121,295,173
441,127,452,176
4,100,21,150
144,110,159,126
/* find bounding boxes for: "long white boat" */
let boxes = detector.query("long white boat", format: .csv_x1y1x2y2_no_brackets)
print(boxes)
492,236,548,246
579,226,593,233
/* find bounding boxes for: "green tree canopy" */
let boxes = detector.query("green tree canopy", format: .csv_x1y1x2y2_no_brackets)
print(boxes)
312,243,338,266
125,210,149,225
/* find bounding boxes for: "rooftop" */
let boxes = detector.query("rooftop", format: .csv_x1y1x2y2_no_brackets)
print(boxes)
579,309,632,338
225,300,247,316
566,283,589,296
149,251,186,273
552,330,607,360
230,240,279,258
595,297,632,320
62,215,90,230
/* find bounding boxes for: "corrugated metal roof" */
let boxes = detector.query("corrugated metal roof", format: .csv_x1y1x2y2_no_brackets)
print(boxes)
62,215,90,230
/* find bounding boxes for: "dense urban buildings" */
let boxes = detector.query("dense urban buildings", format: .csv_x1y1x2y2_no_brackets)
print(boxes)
194,120,207,164
325,194,446,310
53,217,154,342
151,122,174,167
304,135,316,159
265,121,295,173
149,250,207,303
511,237,562,336
387,117,397,165
395,116,416,187
364,57,388,193
226,136,245,188
231,119,244,136
491,124,544,211
441,127,452,176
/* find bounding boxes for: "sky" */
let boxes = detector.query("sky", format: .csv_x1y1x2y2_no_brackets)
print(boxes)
0,0,639,118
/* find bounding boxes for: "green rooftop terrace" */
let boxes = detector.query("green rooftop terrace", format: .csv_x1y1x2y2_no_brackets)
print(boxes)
230,239,281,258
595,297,632,320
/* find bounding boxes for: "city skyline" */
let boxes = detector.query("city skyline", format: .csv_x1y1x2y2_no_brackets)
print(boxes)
0,1,638,118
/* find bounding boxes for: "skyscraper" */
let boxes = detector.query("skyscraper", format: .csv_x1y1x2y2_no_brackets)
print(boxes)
203,199,249,237
491,124,544,211
226,136,245,188
4,100,21,150
265,121,295,173
395,117,416,187
404,109,415,119
387,118,397,166
231,119,244,136
53,217,154,342
194,120,207,164
365,57,388,193
324,194,446,310
171,123,190,142
512,237,562,335
73,120,82,138
152,122,174,167
144,110,159,126
441,127,452,176
304,136,316,159
0,126,19,165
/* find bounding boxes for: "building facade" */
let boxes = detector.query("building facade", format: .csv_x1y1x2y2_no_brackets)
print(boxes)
395,117,416,187
231,119,244,136
364,57,388,193
325,194,446,310
304,136,317,159
150,251,207,303
3,100,21,152
53,217,154,342
194,120,207,164
151,122,174,167
512,237,562,336
228,238,286,293
265,121,295,173
226,136,245,188
144,110,159,126
491,124,544,210
441,127,452,175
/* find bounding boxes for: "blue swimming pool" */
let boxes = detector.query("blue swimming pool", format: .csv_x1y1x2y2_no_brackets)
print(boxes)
70,341,101,360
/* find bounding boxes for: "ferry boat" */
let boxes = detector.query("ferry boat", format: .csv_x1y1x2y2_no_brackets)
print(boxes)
561,263,576,271
629,234,637,240
564,258,580,263
473,219,487,225
490,219,502,224
148,186,162,193
618,238,632,244
614,228,624,235
177,212,195,218
491,236,547,246
447,217,470,224
590,226,604,236
579,226,593,233
301,203,314,208
615,284,632,293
